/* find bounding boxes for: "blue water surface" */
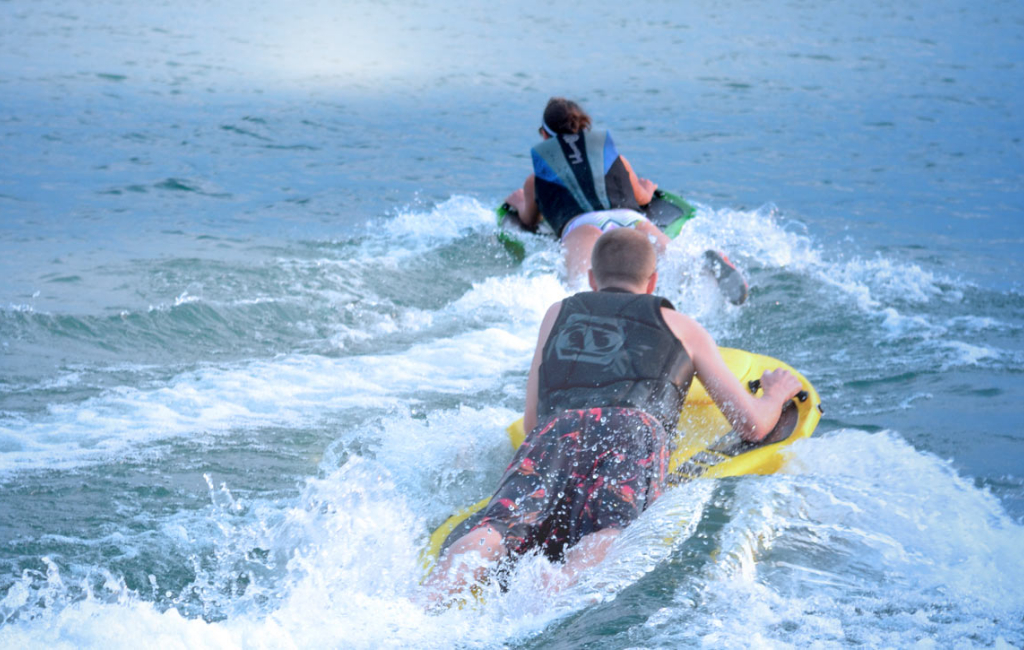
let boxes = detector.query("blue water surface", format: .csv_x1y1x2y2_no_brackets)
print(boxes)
1,0,1023,647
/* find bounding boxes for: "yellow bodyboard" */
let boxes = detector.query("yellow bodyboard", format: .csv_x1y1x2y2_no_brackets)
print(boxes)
422,347,821,570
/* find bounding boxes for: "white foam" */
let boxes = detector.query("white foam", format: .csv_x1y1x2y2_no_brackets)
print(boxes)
379,195,496,249
0,455,579,649
331,405,521,522
5,196,1021,646
143,293,288,315
634,429,1024,647
447,273,567,326
663,203,1018,379
4,303,37,313
0,321,536,474
678,204,956,314
327,304,436,349
4,423,1024,649
0,195,991,481
0,201,567,475
657,203,958,334
842,256,943,306
682,203,821,271
947,315,1012,333
938,340,1001,369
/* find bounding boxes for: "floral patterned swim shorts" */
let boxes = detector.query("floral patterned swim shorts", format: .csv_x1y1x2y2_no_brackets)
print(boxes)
470,406,669,562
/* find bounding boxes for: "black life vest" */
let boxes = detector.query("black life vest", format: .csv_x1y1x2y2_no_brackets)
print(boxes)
536,289,695,432
531,130,641,236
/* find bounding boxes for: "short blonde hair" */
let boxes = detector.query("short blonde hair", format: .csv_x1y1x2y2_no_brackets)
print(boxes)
591,228,656,288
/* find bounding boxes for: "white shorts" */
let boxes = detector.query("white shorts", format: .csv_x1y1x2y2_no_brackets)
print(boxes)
560,209,649,241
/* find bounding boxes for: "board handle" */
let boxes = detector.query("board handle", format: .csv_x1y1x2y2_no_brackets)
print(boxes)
498,202,538,233
748,378,808,403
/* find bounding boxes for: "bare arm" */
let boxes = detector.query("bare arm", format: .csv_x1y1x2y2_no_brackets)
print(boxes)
662,309,802,441
620,156,657,206
523,301,562,433
504,174,542,228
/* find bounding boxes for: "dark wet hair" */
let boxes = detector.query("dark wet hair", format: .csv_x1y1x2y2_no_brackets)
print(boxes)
591,229,656,288
542,97,592,135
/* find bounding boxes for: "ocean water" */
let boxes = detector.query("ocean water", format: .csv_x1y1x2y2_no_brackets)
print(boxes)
2,0,1023,647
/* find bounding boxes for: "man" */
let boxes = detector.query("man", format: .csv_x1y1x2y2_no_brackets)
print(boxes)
425,229,801,601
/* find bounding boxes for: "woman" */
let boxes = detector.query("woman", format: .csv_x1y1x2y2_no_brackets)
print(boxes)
505,97,671,282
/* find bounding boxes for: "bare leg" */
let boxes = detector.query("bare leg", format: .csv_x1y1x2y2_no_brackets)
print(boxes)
543,528,621,593
634,219,671,254
504,174,540,229
561,224,603,287
421,525,507,606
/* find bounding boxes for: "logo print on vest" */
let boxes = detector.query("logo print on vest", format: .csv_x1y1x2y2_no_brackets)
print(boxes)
562,134,584,165
553,314,625,363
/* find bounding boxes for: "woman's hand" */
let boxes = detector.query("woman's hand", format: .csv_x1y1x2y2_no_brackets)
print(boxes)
505,188,527,214
506,175,541,227
621,156,657,205
636,177,658,204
